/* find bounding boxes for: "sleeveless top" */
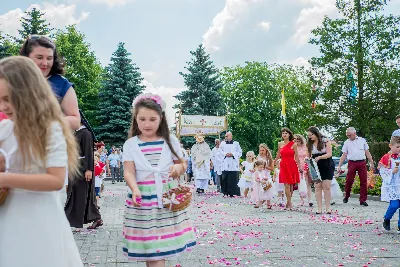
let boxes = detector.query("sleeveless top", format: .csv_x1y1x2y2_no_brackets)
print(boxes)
312,138,328,155
48,75,73,102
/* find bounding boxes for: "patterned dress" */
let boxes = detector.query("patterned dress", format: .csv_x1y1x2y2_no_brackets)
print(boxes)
122,138,196,261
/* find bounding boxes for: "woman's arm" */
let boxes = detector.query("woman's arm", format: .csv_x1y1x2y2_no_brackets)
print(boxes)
0,167,66,191
293,143,301,169
61,87,80,130
275,142,282,161
265,160,274,171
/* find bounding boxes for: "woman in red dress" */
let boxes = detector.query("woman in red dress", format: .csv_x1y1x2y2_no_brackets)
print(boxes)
275,128,300,210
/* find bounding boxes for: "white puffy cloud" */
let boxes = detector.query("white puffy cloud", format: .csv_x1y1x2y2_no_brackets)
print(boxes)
292,0,336,46
87,0,133,7
141,71,158,84
141,79,186,127
257,20,271,31
202,0,263,52
293,57,311,68
0,3,89,37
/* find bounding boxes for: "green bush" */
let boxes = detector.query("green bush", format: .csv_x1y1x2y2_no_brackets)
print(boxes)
336,175,382,196
369,142,389,166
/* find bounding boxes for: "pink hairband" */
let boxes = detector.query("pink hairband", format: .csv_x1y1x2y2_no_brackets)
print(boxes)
132,93,166,111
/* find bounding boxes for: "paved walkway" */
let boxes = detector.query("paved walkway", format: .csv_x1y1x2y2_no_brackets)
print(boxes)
72,182,400,267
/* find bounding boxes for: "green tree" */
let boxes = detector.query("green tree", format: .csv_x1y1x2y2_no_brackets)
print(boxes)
54,25,103,126
96,42,144,146
221,62,280,154
18,7,52,41
175,44,225,116
310,0,400,141
221,62,314,155
0,35,13,59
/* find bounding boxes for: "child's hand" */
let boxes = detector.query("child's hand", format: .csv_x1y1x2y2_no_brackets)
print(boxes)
131,187,142,207
169,164,183,179
393,167,399,174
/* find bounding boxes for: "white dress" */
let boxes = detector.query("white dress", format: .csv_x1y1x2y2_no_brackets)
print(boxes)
238,161,254,189
252,170,276,201
273,168,284,192
0,120,83,267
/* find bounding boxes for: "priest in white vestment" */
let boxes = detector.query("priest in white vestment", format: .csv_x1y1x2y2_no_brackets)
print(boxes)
191,131,211,193
211,139,222,192
218,132,242,197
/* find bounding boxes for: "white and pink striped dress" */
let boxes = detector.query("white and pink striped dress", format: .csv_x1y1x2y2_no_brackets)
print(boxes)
122,137,196,261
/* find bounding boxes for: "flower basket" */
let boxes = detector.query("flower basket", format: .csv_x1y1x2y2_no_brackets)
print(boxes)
162,184,192,212
0,149,9,205
0,188,8,205
262,181,272,191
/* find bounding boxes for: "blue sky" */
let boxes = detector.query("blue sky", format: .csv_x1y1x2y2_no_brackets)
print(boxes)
1,0,399,125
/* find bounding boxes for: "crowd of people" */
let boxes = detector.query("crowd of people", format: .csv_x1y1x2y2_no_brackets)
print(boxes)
184,121,400,232
0,33,399,267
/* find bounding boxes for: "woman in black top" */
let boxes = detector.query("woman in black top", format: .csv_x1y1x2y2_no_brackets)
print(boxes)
306,126,335,214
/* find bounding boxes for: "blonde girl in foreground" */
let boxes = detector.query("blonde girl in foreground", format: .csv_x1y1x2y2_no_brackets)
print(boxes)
0,56,82,267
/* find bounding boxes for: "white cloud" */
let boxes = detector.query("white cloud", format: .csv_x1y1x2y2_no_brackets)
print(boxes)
293,57,311,68
202,0,263,52
141,71,158,84
257,20,271,31
87,0,133,7
141,79,186,127
292,0,336,46
0,4,89,37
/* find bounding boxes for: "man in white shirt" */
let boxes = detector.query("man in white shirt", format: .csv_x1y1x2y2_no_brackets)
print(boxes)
211,139,222,192
218,132,242,197
338,127,374,206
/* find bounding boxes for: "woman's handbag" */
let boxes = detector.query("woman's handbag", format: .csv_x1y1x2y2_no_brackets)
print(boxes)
305,158,322,183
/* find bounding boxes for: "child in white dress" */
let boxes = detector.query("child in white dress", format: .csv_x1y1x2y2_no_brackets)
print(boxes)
273,159,285,207
238,151,255,200
0,57,83,267
252,160,275,209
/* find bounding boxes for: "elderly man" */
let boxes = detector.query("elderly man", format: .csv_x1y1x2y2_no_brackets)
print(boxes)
338,127,374,206
211,139,222,192
218,132,242,197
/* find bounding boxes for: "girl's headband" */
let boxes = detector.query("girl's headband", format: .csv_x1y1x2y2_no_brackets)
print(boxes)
132,93,166,112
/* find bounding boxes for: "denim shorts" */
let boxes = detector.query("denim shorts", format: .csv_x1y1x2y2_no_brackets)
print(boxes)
95,187,101,197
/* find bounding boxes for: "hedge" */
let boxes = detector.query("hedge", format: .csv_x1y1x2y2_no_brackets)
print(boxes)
336,175,382,196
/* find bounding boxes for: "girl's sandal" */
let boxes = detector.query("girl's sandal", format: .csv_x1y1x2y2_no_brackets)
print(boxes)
267,205,272,209
316,210,322,215
87,219,103,229
254,205,260,208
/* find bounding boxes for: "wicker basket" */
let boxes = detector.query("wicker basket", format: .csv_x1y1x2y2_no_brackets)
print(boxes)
262,181,272,191
0,188,8,205
162,184,192,212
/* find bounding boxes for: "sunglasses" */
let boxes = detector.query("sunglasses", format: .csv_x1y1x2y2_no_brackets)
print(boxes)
28,35,55,45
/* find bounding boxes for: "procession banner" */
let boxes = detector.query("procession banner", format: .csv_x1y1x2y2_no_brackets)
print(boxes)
179,115,227,136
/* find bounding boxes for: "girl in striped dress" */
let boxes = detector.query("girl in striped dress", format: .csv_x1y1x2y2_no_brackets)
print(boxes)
122,93,196,266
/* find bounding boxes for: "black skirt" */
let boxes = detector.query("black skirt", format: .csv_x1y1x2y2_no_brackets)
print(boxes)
312,153,335,180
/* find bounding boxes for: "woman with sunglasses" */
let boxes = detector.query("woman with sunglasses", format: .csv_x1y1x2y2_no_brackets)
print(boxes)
20,35,80,130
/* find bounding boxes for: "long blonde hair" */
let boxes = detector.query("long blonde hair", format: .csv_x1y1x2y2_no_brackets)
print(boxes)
258,143,273,165
0,56,79,178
